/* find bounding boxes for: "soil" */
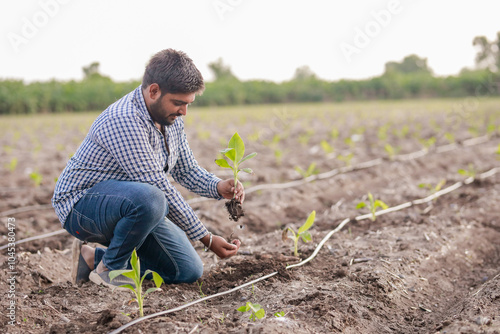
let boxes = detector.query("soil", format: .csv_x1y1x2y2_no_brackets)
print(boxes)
1,100,500,334
225,199,245,222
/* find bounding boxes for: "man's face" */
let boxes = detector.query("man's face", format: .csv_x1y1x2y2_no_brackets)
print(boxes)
148,91,196,127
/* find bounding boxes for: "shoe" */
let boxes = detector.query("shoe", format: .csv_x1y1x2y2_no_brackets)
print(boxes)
71,239,92,284
89,270,136,291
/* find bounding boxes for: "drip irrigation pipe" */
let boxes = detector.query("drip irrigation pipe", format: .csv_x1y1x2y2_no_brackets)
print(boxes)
109,166,499,334
0,135,495,252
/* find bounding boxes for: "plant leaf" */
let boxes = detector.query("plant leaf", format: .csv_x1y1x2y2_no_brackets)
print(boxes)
300,231,312,242
281,229,290,242
298,210,316,234
374,200,389,210
240,168,253,174
355,202,366,209
221,148,236,162
215,158,232,169
228,132,245,163
143,287,161,298
131,249,140,280
109,270,133,282
113,284,136,293
151,271,164,288
255,308,265,319
237,305,248,312
239,152,257,164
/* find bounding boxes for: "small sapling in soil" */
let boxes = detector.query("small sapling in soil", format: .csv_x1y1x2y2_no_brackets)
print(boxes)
109,248,164,317
419,179,446,197
282,210,316,257
215,132,257,221
237,302,265,321
356,193,388,221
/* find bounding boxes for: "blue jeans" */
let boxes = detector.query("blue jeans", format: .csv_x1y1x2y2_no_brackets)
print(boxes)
63,180,203,284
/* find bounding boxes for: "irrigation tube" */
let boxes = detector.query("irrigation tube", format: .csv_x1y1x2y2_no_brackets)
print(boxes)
109,167,499,334
0,136,495,252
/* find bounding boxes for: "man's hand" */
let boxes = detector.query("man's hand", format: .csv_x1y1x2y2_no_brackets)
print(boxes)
201,233,241,259
217,179,245,203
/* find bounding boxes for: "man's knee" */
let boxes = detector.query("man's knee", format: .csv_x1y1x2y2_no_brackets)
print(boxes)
178,257,204,283
127,183,168,223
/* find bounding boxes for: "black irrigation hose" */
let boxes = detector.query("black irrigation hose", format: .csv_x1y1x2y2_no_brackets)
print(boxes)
0,135,494,251
109,167,499,334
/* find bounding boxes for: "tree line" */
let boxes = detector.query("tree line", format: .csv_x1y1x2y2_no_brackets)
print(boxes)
1,32,499,114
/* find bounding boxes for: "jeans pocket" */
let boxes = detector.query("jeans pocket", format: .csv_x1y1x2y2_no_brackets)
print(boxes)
65,210,106,243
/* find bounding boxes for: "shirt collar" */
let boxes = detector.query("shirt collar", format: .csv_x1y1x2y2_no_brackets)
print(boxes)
132,86,155,125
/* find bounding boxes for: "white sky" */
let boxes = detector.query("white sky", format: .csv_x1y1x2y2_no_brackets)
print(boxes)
1,0,499,83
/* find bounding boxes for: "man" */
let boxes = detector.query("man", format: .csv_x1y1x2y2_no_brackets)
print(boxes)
52,49,242,288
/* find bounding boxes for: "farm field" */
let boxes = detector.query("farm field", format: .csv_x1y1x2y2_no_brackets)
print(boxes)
1,98,500,333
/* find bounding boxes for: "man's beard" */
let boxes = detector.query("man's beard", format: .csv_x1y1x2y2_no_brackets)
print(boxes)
149,98,178,126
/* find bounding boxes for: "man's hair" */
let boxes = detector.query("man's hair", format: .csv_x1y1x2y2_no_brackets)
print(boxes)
142,49,205,95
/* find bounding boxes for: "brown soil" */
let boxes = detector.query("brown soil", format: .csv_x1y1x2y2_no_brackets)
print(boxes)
1,100,500,334
225,198,245,222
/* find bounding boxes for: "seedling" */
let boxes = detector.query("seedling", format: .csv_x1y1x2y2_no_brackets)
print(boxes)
444,132,455,144
337,153,354,167
274,311,285,317
109,248,164,317
29,171,42,187
295,162,319,178
282,210,316,256
237,302,265,321
384,143,400,161
6,157,18,172
496,144,500,159
458,164,477,178
419,179,446,197
215,132,257,221
320,140,334,154
356,193,389,221
419,137,436,151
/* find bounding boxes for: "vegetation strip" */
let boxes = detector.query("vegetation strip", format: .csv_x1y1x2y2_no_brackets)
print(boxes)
0,135,495,250
109,166,499,334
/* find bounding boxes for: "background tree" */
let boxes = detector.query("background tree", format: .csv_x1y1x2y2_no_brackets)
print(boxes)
473,32,500,71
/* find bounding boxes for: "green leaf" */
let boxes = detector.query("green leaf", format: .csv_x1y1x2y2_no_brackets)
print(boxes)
113,284,136,293
109,270,133,282
298,210,316,234
355,202,366,209
130,249,140,279
458,169,466,175
221,148,236,162
300,231,312,242
374,200,388,210
240,168,253,174
215,158,232,169
368,192,374,204
237,305,249,312
121,270,138,281
239,152,257,164
143,287,161,297
274,311,285,317
254,308,265,319
150,271,163,288
418,183,429,188
228,132,245,163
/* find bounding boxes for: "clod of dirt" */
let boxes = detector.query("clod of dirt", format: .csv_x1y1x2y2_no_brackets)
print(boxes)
225,198,244,221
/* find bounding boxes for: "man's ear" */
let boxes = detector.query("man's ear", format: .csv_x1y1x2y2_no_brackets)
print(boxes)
148,83,161,101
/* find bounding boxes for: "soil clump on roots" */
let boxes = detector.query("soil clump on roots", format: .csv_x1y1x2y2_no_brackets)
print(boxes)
225,198,245,221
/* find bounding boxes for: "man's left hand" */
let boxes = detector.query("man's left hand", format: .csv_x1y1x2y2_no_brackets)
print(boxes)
217,179,245,203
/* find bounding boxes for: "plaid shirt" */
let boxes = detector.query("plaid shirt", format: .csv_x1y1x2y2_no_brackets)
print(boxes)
52,86,221,241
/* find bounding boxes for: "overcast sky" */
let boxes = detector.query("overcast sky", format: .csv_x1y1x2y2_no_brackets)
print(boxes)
1,0,499,83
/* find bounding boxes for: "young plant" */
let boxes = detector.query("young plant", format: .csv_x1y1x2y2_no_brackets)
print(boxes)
320,140,334,154
29,171,42,187
294,162,319,178
384,143,400,161
237,302,265,321
419,137,436,151
496,144,500,159
6,157,18,172
337,153,354,167
418,179,446,197
356,193,389,221
109,248,164,317
282,210,316,257
458,164,477,178
215,132,257,221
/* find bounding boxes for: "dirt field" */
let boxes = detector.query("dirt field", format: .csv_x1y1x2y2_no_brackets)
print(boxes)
1,99,500,333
